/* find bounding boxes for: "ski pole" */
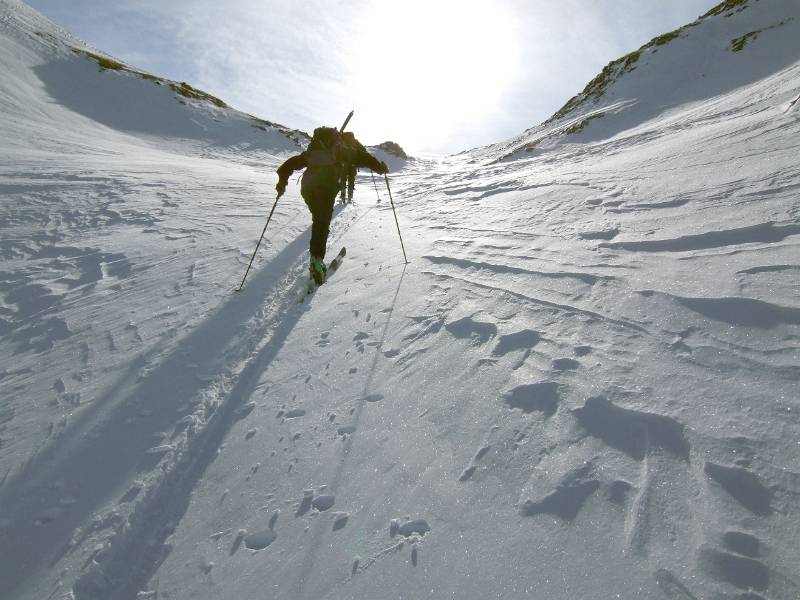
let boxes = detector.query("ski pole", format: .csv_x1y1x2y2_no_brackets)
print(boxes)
383,174,408,264
371,172,381,203
236,194,281,291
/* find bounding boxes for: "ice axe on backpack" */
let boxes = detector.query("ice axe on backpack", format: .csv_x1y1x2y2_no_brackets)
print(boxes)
339,109,354,133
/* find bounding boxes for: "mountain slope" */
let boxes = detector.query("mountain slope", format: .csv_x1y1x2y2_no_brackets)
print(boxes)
478,0,800,161
0,0,307,159
1,1,799,600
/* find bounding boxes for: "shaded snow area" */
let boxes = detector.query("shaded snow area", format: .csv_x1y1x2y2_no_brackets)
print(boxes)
1,1,799,599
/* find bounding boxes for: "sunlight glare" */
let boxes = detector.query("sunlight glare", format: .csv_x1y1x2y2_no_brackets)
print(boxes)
349,0,519,154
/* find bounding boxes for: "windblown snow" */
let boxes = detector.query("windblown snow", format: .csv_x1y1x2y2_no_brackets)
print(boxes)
1,0,799,599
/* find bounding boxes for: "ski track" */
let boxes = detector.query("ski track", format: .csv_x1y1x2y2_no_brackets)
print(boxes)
0,198,360,599
3,1,800,599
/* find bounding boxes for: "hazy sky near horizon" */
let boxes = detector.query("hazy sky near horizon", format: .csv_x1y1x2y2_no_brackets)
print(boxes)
27,0,717,154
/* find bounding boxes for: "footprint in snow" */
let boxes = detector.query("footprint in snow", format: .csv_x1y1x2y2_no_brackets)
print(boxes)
333,512,349,531
699,546,769,592
704,462,772,516
312,494,335,511
572,396,690,461
296,491,314,516
519,463,600,521
297,491,336,515
245,463,260,481
502,383,560,417
491,329,541,369
243,512,280,551
722,531,760,557
491,329,541,357
552,357,580,370
389,518,431,538
445,316,497,346
244,528,277,550
353,332,369,354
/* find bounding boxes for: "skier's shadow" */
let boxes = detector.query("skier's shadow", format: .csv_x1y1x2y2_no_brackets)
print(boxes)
0,205,342,598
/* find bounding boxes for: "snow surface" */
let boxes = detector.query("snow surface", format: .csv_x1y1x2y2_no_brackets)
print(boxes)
1,0,799,599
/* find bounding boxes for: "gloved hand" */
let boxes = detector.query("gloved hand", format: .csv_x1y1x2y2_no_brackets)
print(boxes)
276,179,287,198
377,161,389,175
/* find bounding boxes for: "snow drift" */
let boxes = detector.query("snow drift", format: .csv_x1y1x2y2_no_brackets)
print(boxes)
1,0,799,599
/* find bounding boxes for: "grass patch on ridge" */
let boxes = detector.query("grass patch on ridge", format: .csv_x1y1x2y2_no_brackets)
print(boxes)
169,82,227,108
565,112,606,135
72,49,126,72
72,48,227,108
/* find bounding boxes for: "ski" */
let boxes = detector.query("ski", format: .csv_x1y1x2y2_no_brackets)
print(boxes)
302,246,346,300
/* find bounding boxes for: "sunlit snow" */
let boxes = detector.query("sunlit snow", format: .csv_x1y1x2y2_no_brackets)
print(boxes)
1,0,799,599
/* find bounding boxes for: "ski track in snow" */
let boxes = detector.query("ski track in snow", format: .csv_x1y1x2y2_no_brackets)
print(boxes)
2,1,800,599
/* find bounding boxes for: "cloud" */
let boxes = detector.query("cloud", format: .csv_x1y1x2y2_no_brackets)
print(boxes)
126,0,362,129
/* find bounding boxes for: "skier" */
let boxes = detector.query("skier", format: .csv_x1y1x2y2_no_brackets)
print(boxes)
275,126,388,284
339,132,366,203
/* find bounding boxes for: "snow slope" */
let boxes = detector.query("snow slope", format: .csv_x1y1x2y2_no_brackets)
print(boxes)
1,1,799,599
476,0,800,162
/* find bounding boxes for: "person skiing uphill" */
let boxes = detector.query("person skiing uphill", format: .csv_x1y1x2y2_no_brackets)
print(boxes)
339,131,367,203
275,126,388,284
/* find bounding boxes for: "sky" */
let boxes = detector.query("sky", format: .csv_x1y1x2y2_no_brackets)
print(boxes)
26,0,718,155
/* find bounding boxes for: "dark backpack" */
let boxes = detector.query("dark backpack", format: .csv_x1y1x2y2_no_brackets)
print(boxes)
305,127,344,167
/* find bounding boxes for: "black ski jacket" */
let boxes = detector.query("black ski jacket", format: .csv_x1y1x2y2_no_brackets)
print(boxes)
277,140,385,197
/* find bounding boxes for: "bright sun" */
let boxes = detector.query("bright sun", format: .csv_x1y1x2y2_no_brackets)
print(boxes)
350,0,519,154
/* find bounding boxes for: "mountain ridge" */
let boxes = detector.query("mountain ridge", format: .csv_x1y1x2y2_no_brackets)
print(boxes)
0,0,308,154
475,0,799,161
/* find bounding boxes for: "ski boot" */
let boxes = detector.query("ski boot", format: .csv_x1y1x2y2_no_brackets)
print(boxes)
309,255,327,285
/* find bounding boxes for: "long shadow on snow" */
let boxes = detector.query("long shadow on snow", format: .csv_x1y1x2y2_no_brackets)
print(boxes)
33,59,297,152
75,254,334,599
0,220,319,600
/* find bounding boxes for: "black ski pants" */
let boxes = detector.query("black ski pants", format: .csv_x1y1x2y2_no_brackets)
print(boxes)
301,167,339,260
